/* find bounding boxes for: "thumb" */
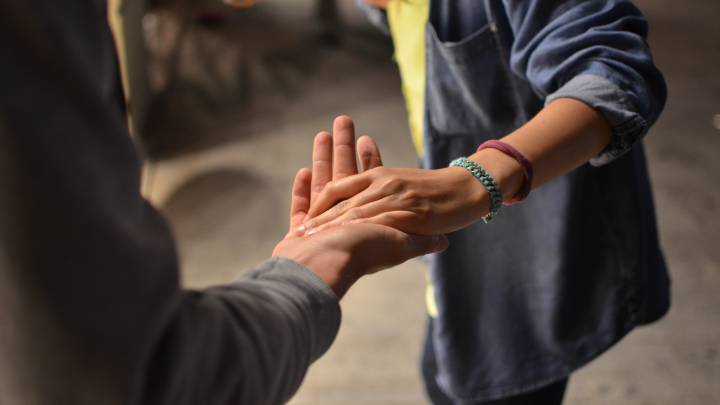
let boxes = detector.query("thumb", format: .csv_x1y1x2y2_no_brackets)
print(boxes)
401,233,449,258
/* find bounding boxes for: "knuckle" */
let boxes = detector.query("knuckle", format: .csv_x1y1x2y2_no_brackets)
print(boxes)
333,200,350,213
345,207,362,222
412,196,430,211
402,189,420,203
315,181,335,196
397,191,430,219
414,204,432,221
335,143,354,153
368,166,387,178
381,176,403,193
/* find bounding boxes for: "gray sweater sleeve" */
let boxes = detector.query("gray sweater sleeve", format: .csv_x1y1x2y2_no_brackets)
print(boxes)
0,1,340,405
142,259,341,405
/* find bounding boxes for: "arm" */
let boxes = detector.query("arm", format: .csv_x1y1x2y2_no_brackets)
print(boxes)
475,0,666,193
301,101,610,234
300,0,666,235
0,3,336,404
468,98,612,205
0,3,443,405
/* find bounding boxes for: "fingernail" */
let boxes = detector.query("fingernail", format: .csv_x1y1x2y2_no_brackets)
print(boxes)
296,225,306,234
306,228,319,236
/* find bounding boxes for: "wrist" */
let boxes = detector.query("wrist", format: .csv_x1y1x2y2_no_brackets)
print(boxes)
443,166,493,220
275,244,356,298
468,148,524,202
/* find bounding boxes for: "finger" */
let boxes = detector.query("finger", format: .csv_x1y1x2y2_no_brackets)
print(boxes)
289,168,312,232
304,173,374,220
332,115,358,180
402,233,449,257
305,195,400,234
350,211,433,236
375,223,449,264
357,135,383,171
311,131,333,204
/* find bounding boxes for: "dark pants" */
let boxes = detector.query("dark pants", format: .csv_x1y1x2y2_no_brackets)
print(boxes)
421,320,568,405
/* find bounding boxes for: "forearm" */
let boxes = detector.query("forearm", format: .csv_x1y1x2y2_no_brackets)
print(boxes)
0,3,341,402
298,100,614,236
145,259,340,405
469,98,613,201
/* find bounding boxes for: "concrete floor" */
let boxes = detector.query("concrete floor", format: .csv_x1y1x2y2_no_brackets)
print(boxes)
143,1,720,403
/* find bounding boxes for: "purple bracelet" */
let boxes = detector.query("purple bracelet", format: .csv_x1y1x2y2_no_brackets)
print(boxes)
477,140,533,205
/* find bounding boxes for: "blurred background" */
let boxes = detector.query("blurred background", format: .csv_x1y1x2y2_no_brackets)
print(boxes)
109,0,719,403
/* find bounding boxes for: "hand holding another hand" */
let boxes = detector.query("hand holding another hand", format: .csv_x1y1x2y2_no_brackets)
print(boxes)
299,165,492,237
273,116,448,298
295,117,494,236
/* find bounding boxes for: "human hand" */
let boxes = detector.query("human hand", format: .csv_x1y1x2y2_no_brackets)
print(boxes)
295,116,491,236
273,116,448,298
298,165,492,236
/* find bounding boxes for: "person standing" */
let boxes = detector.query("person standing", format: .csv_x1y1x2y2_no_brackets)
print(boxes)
0,2,447,404
305,1,670,403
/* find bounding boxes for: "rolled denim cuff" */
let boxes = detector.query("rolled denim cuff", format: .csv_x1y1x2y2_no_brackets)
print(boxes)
546,74,648,166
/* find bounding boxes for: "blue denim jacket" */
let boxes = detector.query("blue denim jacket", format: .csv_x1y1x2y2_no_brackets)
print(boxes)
362,0,670,403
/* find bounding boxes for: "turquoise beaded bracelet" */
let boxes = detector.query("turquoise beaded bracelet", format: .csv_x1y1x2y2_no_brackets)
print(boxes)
449,157,503,223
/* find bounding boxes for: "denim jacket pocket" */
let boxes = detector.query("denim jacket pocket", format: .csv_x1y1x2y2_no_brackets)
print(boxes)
425,21,522,142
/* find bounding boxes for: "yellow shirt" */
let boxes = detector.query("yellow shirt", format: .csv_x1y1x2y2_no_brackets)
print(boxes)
387,0,430,158
387,0,438,318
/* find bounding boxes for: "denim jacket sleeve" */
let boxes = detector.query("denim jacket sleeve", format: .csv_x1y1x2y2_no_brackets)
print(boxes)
501,0,667,165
